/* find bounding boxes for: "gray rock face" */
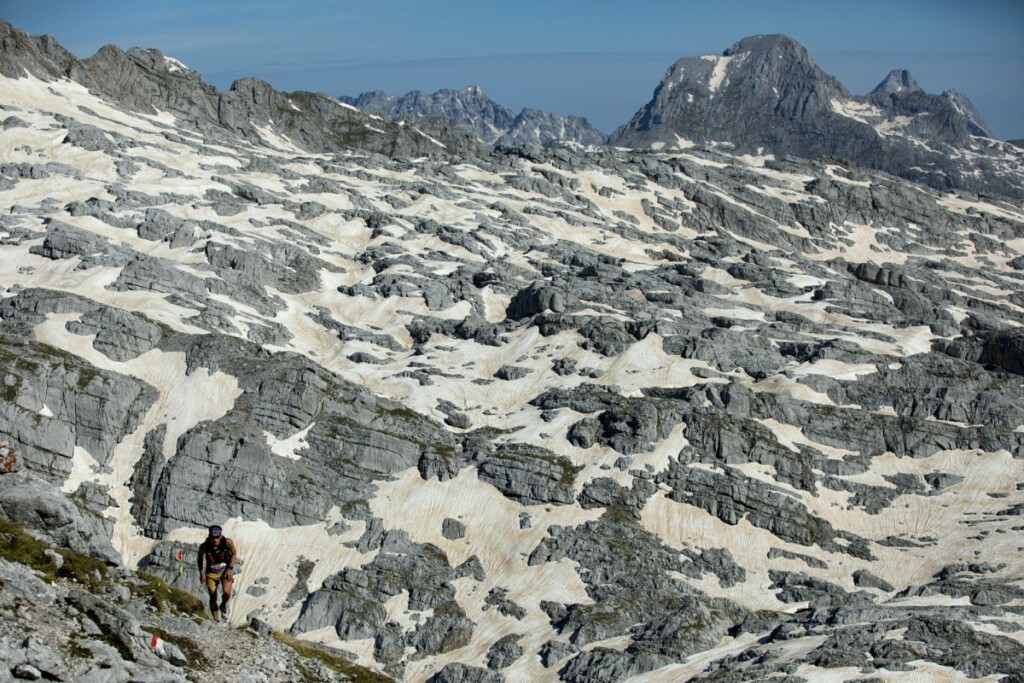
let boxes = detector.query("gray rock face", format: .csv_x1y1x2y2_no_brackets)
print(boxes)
539,640,578,668
0,19,90,82
441,518,466,540
493,365,530,381
475,444,580,506
65,308,163,362
611,34,849,149
483,588,526,620
942,88,995,138
497,109,606,147
853,569,895,592
610,34,1022,198
0,470,119,564
0,316,157,483
292,531,481,672
143,334,458,535
428,662,504,683
30,219,133,267
486,634,523,670
505,281,574,319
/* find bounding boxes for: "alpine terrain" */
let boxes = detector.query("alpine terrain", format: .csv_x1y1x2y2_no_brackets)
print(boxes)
1,20,1024,683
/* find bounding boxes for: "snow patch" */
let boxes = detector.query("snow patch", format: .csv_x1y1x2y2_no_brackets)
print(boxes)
829,98,884,125
265,423,314,461
163,56,189,73
707,54,735,93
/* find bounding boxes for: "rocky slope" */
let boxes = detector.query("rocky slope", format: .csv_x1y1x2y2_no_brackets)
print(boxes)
0,463,391,682
1,21,1024,683
610,34,1024,199
0,20,483,159
341,86,607,147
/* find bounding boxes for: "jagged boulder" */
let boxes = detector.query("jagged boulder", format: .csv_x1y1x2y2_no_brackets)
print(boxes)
0,470,118,564
505,281,574,320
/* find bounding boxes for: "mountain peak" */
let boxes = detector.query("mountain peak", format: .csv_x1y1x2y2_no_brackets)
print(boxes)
724,33,810,59
871,69,922,95
610,35,1016,197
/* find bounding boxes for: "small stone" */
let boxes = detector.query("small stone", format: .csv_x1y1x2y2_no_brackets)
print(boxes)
43,549,64,571
250,617,275,639
442,518,466,540
494,365,530,381
13,663,42,681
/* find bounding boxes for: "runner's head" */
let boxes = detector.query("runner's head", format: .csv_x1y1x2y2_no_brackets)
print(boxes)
208,525,223,544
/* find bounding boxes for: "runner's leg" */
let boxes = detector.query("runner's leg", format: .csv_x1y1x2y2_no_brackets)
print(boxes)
207,582,220,621
221,573,233,614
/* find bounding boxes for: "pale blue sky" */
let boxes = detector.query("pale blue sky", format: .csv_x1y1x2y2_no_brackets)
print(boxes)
2,0,1022,138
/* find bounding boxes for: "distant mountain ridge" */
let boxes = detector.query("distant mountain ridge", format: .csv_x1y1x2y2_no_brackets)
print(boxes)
610,34,1022,199
341,86,517,144
0,18,1018,196
341,85,608,147
868,68,994,138
0,19,485,158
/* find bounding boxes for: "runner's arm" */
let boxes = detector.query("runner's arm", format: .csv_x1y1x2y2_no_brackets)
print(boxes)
225,538,238,576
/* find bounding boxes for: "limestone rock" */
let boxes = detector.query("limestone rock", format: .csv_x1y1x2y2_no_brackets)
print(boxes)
476,444,580,506
486,634,523,670
0,471,118,563
427,662,504,683
442,518,466,540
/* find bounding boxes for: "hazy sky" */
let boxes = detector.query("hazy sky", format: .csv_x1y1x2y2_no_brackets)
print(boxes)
3,0,1022,139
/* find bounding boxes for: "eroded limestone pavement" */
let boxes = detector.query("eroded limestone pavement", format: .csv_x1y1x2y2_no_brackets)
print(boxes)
1,19,1024,683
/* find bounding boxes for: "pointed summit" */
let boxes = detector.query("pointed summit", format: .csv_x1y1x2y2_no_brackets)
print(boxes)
871,69,922,95
610,33,849,150
942,88,994,138
610,34,1015,197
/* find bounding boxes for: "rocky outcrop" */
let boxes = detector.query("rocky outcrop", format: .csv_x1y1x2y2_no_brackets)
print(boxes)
292,530,482,676
476,444,581,506
0,319,156,484
143,334,460,535
0,469,118,563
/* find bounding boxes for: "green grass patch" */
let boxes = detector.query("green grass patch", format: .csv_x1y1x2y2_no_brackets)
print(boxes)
0,518,108,590
295,661,319,683
132,572,207,619
63,638,94,660
272,631,393,683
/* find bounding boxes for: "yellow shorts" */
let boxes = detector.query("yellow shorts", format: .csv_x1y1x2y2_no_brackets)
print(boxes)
205,570,225,591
